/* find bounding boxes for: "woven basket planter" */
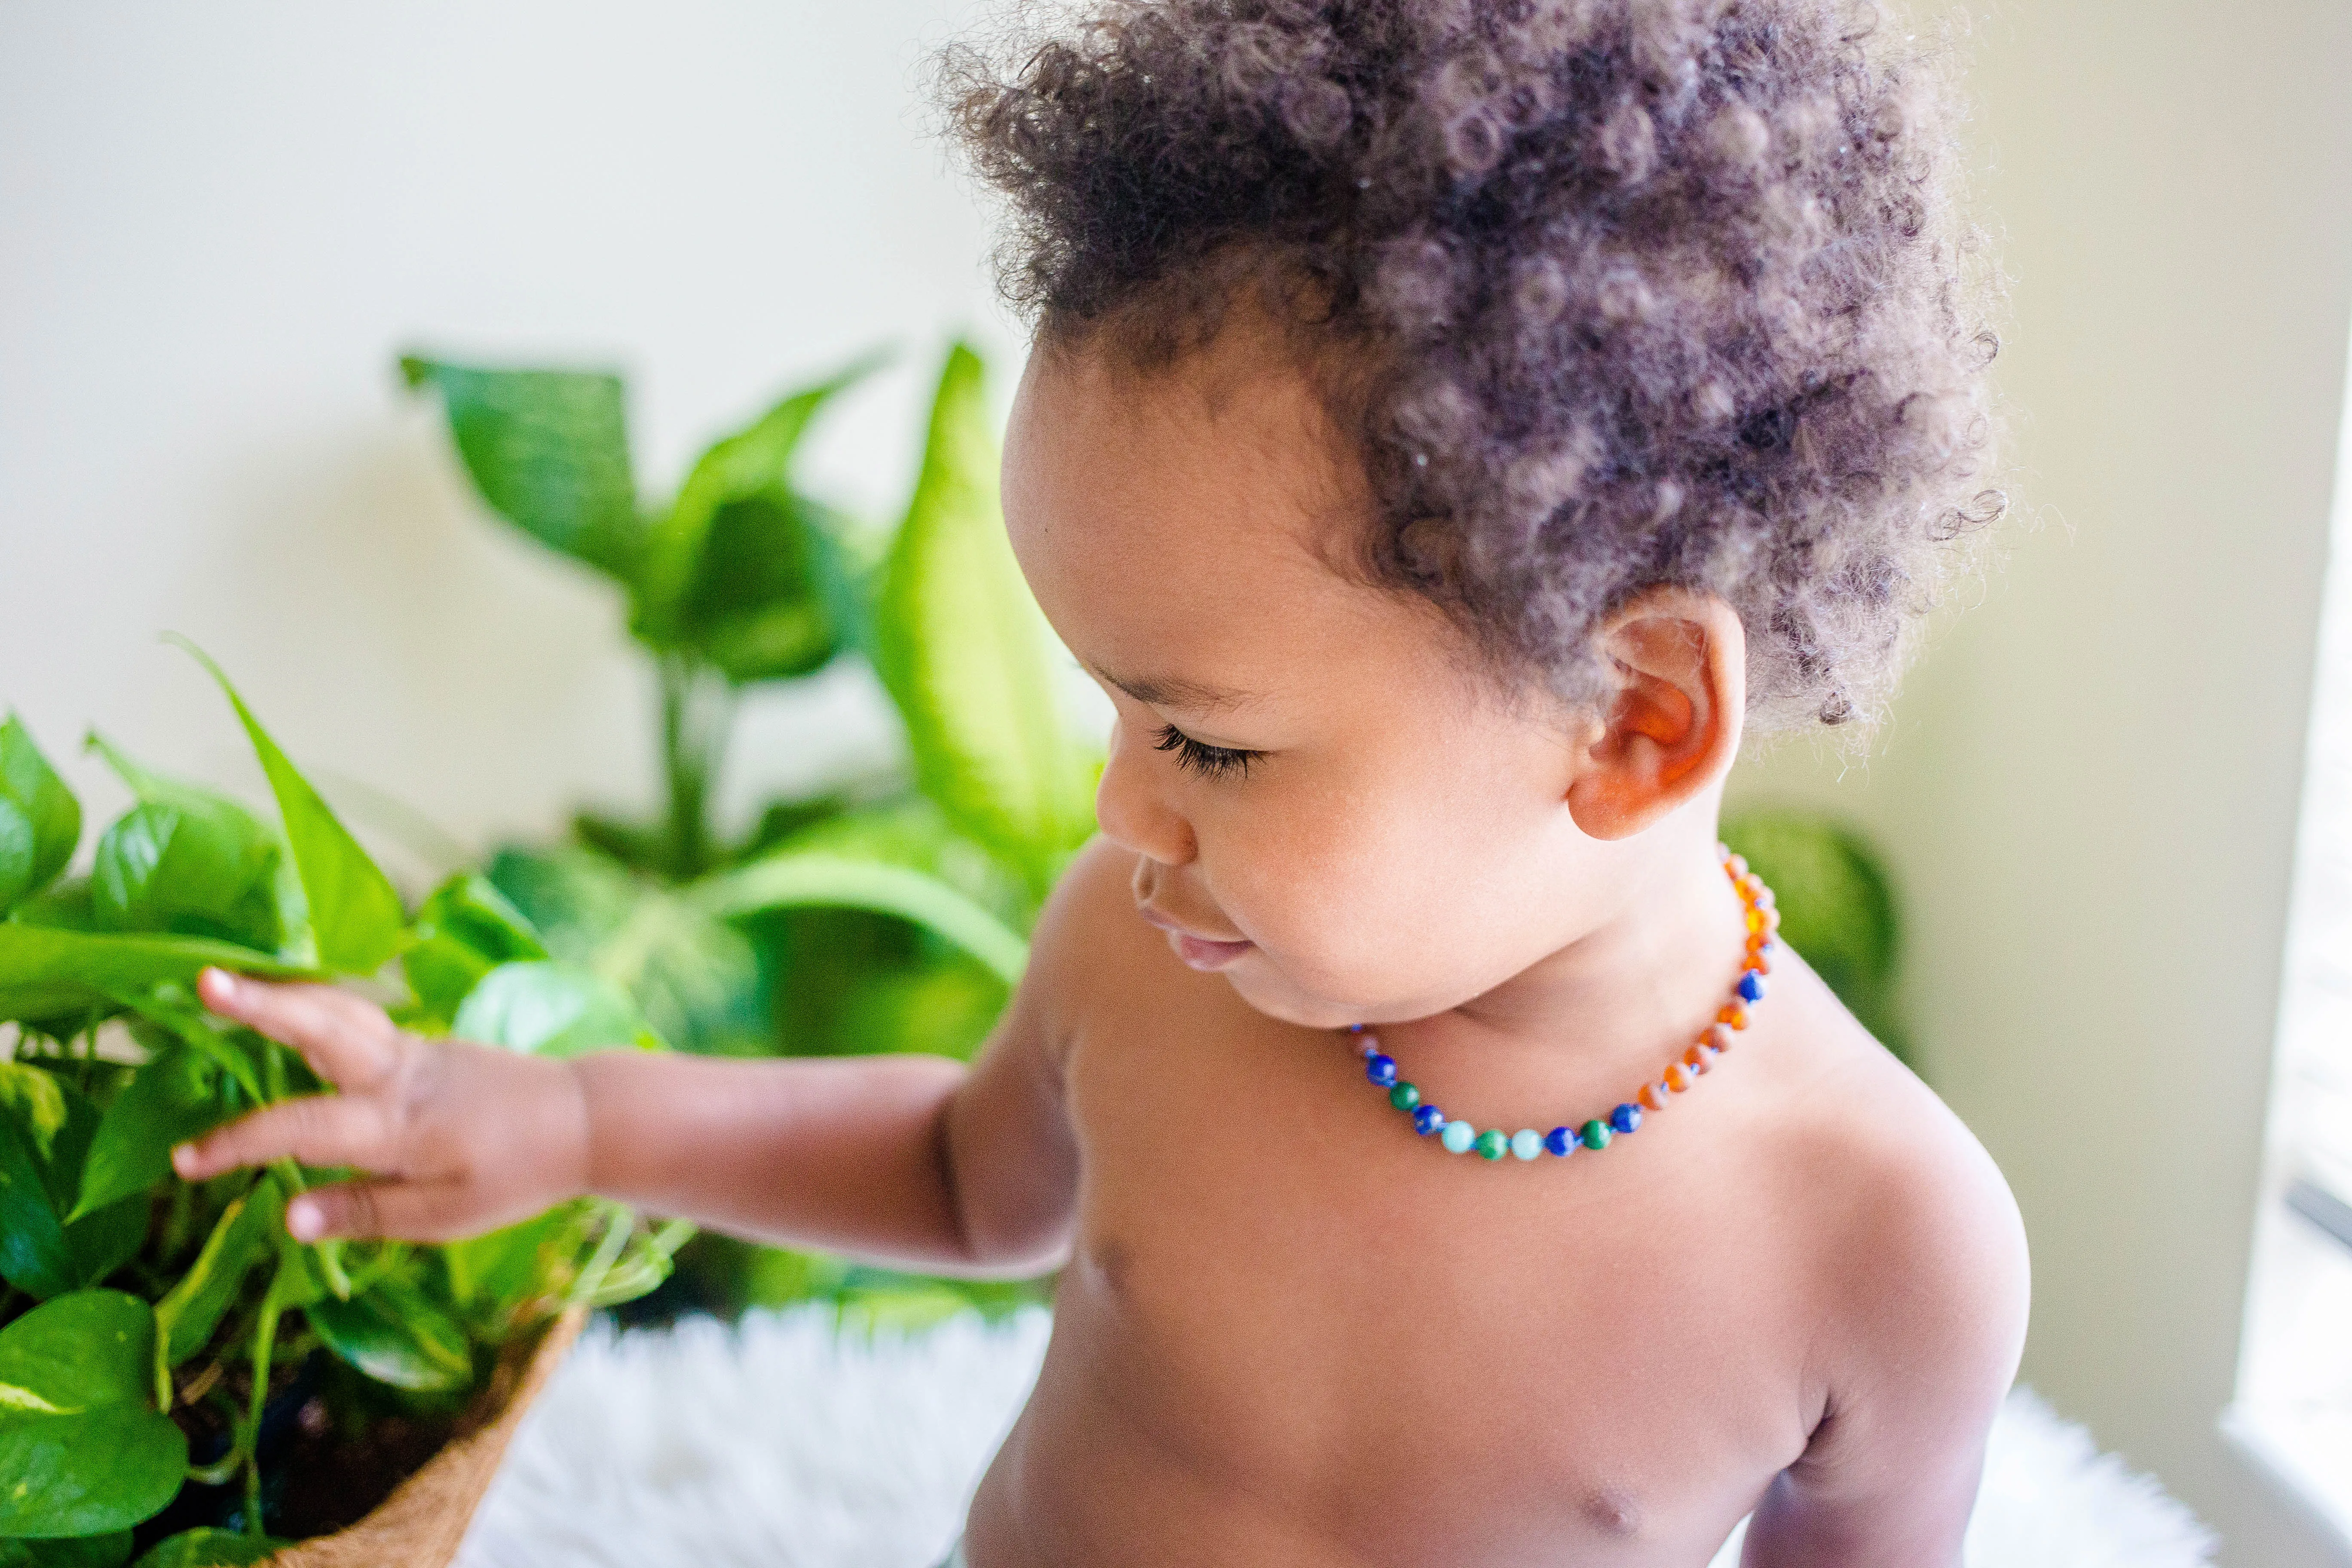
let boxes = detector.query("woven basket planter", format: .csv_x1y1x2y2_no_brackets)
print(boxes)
264,1308,584,1568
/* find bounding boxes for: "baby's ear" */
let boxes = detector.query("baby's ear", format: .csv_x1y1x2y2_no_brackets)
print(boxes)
1565,588,1746,841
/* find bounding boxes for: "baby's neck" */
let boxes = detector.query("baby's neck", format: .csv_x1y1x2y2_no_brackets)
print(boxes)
1386,835,1752,1096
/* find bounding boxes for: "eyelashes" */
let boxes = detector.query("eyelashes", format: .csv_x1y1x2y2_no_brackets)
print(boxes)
1152,723,1262,781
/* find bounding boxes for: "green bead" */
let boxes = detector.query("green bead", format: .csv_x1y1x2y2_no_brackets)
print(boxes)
1581,1119,1612,1151
1474,1129,1508,1161
1389,1081,1421,1112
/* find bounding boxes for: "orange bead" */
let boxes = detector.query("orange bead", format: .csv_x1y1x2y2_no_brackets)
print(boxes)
1683,1043,1711,1073
1764,906,1782,931
1664,1062,1694,1093
1718,1002,1750,1030
1726,854,1749,879
1748,951,1771,976
1705,1023,1735,1054
1639,1081,1670,1112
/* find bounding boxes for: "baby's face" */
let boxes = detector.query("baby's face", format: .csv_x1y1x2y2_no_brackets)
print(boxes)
1004,326,1635,1029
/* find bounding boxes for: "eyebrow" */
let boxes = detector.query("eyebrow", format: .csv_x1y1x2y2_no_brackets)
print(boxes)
1093,667,1264,714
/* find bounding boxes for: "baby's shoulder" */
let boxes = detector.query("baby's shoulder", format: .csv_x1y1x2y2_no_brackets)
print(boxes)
1757,995,2029,1402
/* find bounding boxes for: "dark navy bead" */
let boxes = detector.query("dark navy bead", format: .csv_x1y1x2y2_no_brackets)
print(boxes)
1366,1053,1399,1088
1737,970,1766,1004
1544,1126,1577,1157
1413,1103,1447,1135
1610,1102,1643,1135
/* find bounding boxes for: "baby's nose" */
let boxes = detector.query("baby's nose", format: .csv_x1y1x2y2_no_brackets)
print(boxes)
1095,726,1197,866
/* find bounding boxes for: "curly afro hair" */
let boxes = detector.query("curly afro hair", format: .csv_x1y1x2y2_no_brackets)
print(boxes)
941,0,2005,730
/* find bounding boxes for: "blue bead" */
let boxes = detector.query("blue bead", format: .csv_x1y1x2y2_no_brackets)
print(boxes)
1737,970,1765,1004
1365,1053,1398,1087
1544,1126,1576,1157
1413,1103,1447,1135
1439,1120,1476,1154
1610,1102,1643,1135
1346,1023,1367,1033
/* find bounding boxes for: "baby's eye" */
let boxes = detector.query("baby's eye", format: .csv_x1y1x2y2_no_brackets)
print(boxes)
1152,723,1262,781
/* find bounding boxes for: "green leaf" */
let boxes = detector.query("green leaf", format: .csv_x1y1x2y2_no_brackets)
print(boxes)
874,345,1095,896
483,845,768,1054
0,1291,184,1538
167,639,406,977
0,1290,151,1415
0,1112,70,1300
781,797,1033,929
128,1531,284,1568
1720,808,1910,1064
0,1531,134,1567
691,851,1029,986
443,1201,591,1333
304,1280,472,1392
71,1043,228,1221
0,1068,142,1299
0,716,82,910
153,1178,279,1366
0,801,36,916
401,356,643,579
0,1061,70,1175
6,878,97,934
485,845,639,959
0,925,307,1029
452,960,663,1057
632,358,878,655
86,789,284,958
672,491,841,682
401,872,548,1029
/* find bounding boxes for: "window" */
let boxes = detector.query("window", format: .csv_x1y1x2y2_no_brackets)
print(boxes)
2230,325,2352,1543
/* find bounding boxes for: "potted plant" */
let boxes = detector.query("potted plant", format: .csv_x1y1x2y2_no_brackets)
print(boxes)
0,640,1030,1560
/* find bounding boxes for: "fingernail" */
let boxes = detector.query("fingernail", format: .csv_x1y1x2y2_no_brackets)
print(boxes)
286,1200,322,1242
204,968,236,999
171,1143,198,1177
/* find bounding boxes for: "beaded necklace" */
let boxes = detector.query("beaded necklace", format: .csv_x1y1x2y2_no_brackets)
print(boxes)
1347,845,1779,1163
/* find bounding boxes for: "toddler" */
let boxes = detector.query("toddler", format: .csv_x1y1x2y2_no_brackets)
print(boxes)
176,1,2027,1562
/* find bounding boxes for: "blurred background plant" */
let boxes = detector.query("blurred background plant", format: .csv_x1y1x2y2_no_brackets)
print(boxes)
1720,808,1909,1069
400,343,1097,1326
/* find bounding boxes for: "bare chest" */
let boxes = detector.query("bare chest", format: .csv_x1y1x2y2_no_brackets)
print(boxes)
1011,1004,1822,1564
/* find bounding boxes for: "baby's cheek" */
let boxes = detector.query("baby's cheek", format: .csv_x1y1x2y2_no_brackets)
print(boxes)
1222,816,1485,1008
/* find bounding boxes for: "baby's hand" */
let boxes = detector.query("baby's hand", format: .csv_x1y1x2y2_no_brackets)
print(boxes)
170,968,593,1244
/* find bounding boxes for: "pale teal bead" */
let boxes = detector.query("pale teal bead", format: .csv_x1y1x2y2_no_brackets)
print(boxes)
1439,1119,1476,1154
1510,1129,1543,1161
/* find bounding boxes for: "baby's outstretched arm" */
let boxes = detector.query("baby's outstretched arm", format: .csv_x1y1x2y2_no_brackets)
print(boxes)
170,927,1079,1275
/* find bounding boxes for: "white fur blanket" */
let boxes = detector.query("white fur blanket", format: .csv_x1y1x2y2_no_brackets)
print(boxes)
453,1308,2215,1568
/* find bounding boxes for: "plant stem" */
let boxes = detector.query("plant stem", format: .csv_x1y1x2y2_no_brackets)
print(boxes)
243,1263,286,1536
658,654,736,880
564,1203,637,1313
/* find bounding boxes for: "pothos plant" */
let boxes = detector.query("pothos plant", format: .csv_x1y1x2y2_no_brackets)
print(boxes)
0,649,695,1564
401,343,1098,1323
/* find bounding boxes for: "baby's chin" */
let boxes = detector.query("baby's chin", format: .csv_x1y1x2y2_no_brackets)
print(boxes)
1219,952,1446,1032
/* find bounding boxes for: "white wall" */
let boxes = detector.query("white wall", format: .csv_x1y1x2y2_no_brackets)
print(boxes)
1737,4,2352,1563
8,3,2352,1564
0,0,1021,885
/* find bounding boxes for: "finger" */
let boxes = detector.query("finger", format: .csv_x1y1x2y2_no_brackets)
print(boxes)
288,1179,465,1244
198,969,402,1090
172,1092,391,1182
